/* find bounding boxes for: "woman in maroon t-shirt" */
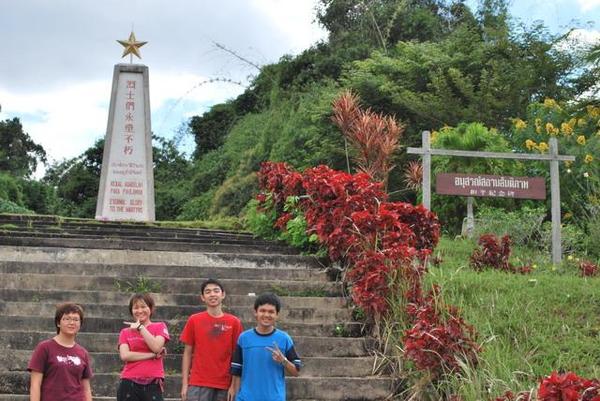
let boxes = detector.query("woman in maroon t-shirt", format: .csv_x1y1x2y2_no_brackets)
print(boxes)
28,302,93,401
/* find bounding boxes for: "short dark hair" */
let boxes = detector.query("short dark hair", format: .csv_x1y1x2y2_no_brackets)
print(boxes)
200,278,224,294
54,303,84,334
128,293,155,317
254,293,281,313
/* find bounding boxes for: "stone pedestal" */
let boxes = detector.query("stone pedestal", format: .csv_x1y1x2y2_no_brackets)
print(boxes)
95,64,155,221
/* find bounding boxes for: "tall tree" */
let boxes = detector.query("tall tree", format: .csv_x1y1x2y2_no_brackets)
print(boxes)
0,118,47,177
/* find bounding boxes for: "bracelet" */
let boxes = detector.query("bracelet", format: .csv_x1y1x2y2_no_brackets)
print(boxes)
280,358,288,367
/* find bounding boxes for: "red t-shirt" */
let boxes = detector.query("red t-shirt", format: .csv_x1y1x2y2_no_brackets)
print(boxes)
118,321,170,379
180,311,243,389
27,339,93,401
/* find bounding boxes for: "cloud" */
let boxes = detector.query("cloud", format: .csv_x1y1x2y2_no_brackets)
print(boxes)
0,0,327,176
0,70,245,166
567,28,600,44
577,0,600,11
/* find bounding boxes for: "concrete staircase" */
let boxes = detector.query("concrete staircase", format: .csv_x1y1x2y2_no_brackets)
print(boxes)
0,215,393,400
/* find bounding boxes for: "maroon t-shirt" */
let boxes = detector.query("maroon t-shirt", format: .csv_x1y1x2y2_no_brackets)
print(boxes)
28,339,93,401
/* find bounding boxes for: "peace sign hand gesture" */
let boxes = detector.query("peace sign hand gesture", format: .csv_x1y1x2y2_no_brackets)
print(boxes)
123,320,142,331
266,342,287,365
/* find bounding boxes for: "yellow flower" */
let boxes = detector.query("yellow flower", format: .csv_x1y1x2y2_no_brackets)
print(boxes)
564,160,573,168
567,254,574,260
535,118,542,128
545,122,558,135
536,126,541,134
578,118,587,127
537,142,549,152
514,118,527,130
577,135,586,145
587,105,600,117
585,154,594,164
525,139,536,150
560,122,573,136
564,212,573,220
431,130,438,144
544,98,560,109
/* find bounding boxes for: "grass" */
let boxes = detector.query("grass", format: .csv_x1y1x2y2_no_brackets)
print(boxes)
421,236,600,397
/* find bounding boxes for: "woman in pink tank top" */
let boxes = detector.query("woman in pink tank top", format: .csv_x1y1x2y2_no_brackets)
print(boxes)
117,293,170,401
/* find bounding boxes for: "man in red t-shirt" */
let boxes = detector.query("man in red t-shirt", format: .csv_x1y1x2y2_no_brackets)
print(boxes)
180,278,243,401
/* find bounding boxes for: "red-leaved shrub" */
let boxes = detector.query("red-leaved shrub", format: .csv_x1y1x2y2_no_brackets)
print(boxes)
403,287,480,377
579,260,599,277
538,371,600,401
470,234,512,271
255,161,481,381
470,234,531,274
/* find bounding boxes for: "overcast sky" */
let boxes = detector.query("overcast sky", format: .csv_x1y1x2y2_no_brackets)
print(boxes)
0,0,598,177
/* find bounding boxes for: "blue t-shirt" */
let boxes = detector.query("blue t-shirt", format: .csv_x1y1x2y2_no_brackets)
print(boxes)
231,328,301,401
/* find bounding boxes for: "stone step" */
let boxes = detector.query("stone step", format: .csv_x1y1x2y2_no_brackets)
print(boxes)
0,234,297,255
0,260,327,281
0,273,340,296
0,227,292,251
0,245,324,269
1,224,262,242
0,289,345,310
0,301,352,324
0,316,364,337
0,215,252,237
0,331,370,357
0,372,393,400
1,350,376,377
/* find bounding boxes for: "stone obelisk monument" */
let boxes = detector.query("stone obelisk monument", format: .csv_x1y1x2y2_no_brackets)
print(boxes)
96,32,155,221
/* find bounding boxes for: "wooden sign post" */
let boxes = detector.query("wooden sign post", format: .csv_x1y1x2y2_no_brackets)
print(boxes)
407,131,575,265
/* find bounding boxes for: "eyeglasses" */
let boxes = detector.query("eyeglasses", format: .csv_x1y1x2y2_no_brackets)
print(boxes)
61,317,81,323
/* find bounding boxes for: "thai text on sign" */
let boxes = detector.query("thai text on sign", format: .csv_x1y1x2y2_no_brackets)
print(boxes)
435,173,546,200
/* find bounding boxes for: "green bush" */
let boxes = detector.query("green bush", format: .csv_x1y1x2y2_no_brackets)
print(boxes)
18,179,60,215
584,213,600,258
474,205,546,245
279,196,322,253
210,173,258,217
540,221,587,256
0,173,24,205
191,150,230,194
0,198,33,214
243,198,278,240
177,190,216,221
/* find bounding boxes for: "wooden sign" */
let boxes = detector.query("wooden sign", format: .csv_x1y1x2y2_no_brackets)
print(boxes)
435,173,546,200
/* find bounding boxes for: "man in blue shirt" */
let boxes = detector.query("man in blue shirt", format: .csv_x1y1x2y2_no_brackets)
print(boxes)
230,293,301,401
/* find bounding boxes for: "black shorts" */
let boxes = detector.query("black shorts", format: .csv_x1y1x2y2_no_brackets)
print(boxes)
117,378,164,401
